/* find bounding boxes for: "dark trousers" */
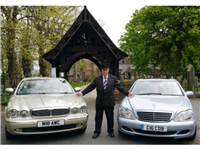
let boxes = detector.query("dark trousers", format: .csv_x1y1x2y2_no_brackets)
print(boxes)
94,105,114,134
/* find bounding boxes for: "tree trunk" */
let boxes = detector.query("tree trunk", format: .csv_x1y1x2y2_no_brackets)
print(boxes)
4,7,20,79
21,17,33,77
39,47,49,76
6,30,18,78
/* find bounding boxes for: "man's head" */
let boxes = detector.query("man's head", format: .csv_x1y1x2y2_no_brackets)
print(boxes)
101,63,110,76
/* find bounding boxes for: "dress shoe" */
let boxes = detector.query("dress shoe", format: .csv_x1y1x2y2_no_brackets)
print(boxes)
109,132,115,138
92,133,99,139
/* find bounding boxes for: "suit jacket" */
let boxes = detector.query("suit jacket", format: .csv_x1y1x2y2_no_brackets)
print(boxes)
82,74,129,107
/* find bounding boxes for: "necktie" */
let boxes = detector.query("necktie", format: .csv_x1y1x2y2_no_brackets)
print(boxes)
103,77,107,90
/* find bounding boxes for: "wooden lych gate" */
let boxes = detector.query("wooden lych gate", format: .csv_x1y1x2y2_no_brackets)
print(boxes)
42,6,128,79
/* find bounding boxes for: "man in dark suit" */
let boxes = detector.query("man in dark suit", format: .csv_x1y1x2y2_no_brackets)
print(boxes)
75,63,134,139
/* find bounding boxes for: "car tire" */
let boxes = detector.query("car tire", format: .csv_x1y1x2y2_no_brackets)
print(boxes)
186,126,197,141
77,126,87,134
5,126,16,140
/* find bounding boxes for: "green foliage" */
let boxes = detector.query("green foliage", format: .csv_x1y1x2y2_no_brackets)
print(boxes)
87,77,94,83
1,6,22,78
1,6,82,77
28,6,81,76
70,82,86,90
119,6,200,73
0,93,12,105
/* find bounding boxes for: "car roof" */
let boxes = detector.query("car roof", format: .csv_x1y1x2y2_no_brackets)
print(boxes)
21,77,66,81
136,78,177,82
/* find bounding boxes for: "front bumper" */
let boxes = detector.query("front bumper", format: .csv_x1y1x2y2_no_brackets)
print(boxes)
117,117,196,139
5,114,88,135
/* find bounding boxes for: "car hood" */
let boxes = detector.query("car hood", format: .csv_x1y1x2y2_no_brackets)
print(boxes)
122,95,191,114
8,94,86,110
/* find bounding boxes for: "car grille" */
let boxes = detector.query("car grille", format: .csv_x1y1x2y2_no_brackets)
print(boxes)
137,111,172,122
31,108,70,117
133,129,177,135
22,124,77,132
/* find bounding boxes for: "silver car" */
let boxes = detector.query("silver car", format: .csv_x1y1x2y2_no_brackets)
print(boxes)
4,77,88,140
118,79,196,140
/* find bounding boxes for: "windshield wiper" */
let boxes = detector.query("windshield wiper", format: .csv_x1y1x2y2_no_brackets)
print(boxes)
17,93,32,95
137,93,162,95
161,94,182,96
59,92,70,94
40,92,71,94
17,92,72,95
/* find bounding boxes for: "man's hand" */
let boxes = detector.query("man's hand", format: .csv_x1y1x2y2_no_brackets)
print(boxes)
128,92,134,98
75,92,82,98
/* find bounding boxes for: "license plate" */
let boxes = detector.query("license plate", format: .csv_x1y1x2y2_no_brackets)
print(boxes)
141,124,167,132
38,119,64,128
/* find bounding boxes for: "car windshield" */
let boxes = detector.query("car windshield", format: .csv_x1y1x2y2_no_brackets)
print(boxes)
16,79,74,95
130,81,183,96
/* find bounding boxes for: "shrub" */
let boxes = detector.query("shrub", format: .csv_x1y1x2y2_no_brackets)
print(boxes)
87,77,94,83
1,93,12,105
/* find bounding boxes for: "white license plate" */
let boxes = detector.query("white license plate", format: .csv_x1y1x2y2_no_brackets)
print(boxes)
141,124,167,132
38,119,64,128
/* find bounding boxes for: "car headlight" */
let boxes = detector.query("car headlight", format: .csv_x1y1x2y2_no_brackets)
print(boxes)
71,107,78,114
79,106,87,113
20,110,29,118
174,109,193,122
118,106,135,120
9,109,18,118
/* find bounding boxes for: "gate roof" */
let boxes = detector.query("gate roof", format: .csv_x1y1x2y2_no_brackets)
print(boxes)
42,6,128,62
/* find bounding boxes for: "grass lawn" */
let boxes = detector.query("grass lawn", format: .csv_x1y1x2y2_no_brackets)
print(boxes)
70,81,88,90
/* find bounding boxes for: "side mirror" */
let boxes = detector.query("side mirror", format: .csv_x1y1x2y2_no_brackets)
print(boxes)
186,91,194,97
75,87,81,92
5,88,14,93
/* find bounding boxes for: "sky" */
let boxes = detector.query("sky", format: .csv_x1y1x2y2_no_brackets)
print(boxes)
2,0,200,47
85,2,144,47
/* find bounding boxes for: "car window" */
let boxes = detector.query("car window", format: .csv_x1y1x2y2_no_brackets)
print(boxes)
16,79,74,95
131,81,183,96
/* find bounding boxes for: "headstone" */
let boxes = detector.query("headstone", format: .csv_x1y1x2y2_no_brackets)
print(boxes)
187,64,195,95
182,78,188,90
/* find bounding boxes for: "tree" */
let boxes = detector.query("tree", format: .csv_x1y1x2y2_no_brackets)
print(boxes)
1,6,22,77
1,6,81,77
28,6,81,76
119,6,200,73
18,7,34,77
0,14,8,74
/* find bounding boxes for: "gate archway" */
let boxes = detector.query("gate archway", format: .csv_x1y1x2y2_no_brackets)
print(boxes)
43,6,128,79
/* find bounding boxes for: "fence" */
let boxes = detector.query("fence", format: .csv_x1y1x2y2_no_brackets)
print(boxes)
1,75,23,90
1,75,23,105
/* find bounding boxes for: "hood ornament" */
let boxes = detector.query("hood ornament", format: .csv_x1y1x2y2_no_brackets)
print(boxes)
152,103,156,109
